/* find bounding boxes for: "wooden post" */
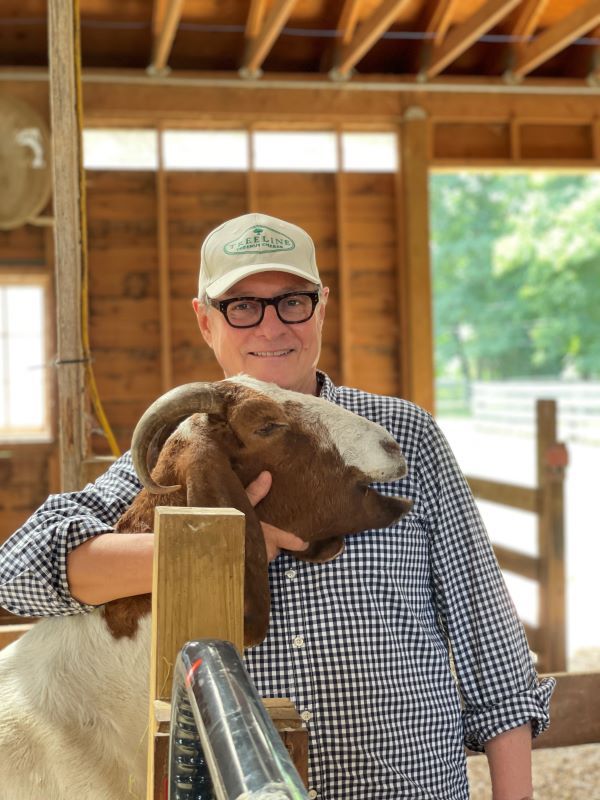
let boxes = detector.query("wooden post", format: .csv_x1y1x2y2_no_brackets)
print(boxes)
146,507,245,799
47,0,88,490
536,399,568,672
395,107,435,412
156,125,173,393
335,128,352,386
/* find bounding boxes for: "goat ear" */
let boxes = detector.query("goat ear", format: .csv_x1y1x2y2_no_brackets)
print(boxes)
184,448,271,648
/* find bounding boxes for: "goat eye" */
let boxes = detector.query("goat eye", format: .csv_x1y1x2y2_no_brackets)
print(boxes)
255,422,284,437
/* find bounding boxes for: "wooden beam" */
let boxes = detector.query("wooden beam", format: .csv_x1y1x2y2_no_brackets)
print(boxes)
493,544,540,581
246,0,268,39
156,126,173,392
335,129,352,385
513,0,600,79
241,0,299,77
532,672,600,749
510,0,550,39
337,0,363,45
426,0,522,78
150,0,185,73
47,0,88,491
395,108,434,412
331,0,412,79
424,0,460,45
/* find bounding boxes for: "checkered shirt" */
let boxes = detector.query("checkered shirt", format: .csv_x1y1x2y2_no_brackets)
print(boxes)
0,371,554,799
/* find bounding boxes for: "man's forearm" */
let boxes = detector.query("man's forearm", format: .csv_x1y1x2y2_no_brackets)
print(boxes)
484,722,533,800
67,533,154,605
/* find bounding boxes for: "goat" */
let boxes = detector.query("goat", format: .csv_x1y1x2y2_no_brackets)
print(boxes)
0,376,412,800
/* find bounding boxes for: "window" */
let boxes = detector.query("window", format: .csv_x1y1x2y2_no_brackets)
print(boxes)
162,130,248,170
0,279,49,440
83,129,158,170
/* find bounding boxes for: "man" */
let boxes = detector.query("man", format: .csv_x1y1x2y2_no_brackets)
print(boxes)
0,212,552,799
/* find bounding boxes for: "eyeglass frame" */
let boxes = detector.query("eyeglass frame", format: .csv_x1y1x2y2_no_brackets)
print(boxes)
207,290,322,329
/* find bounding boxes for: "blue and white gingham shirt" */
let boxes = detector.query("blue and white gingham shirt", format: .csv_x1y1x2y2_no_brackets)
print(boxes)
0,372,554,799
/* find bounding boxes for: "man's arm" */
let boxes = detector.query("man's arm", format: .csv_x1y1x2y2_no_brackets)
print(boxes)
66,470,307,605
485,723,533,800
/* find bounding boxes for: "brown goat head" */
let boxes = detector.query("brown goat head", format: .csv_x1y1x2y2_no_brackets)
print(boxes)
107,377,412,647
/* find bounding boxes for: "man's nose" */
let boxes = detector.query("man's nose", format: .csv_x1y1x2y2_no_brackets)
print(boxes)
257,304,287,335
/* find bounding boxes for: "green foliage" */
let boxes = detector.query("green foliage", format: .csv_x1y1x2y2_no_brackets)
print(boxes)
430,171,600,381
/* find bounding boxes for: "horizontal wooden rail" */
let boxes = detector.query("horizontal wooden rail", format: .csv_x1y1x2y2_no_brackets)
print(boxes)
493,544,540,581
466,476,539,513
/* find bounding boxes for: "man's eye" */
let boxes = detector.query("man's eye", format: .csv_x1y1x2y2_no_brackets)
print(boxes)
231,301,253,312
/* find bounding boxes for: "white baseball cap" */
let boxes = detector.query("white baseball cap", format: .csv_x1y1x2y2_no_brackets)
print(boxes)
198,212,322,299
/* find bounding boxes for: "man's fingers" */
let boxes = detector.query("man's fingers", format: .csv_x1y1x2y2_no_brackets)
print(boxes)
245,470,272,507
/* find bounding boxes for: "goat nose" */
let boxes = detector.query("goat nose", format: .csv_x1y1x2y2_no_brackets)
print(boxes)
380,438,401,456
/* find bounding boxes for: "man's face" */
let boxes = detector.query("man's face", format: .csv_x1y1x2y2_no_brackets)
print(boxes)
193,271,329,396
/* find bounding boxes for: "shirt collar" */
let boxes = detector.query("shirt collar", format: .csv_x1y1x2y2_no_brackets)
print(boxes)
316,369,337,402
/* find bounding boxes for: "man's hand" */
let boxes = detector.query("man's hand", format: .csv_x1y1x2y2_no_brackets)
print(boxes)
245,471,309,562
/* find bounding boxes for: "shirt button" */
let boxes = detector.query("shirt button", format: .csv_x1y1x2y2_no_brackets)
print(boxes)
285,569,297,580
292,635,305,648
308,790,318,799
300,710,312,722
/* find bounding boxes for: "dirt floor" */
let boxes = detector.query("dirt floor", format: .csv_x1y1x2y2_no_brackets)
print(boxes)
467,648,600,799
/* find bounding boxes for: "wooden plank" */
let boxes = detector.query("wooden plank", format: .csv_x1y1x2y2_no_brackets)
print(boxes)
245,0,268,39
522,622,539,653
81,455,116,484
395,108,434,412
536,400,567,673
532,672,600,749
466,476,540,512
424,0,461,45
47,0,88,492
337,0,364,45
510,0,550,38
241,0,299,76
493,544,540,581
0,623,33,650
426,0,522,78
331,0,412,78
156,127,173,392
334,130,352,386
150,0,185,72
513,0,600,79
147,507,245,799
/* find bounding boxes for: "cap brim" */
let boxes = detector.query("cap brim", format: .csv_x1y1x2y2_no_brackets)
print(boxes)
203,263,322,299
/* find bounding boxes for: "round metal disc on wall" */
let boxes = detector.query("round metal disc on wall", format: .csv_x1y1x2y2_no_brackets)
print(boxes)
0,94,52,230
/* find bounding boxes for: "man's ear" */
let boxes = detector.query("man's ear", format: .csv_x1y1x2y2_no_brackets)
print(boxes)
192,297,213,348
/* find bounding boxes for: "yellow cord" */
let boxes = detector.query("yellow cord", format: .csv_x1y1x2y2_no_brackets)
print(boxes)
73,0,121,458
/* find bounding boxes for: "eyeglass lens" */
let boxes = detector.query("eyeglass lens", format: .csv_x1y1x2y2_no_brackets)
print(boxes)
226,293,316,326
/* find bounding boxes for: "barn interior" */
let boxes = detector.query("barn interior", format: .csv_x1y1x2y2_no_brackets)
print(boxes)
1,1,600,797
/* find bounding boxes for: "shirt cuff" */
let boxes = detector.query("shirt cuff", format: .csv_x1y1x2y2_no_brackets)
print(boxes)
462,675,556,752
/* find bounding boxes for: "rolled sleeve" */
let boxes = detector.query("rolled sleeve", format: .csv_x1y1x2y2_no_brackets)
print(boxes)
418,415,555,752
0,452,141,617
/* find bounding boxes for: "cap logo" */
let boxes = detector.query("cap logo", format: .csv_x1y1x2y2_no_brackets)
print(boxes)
223,225,296,256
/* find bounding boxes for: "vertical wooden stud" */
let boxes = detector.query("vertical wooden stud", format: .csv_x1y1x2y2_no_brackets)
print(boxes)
47,0,88,490
335,129,352,386
156,125,173,393
395,107,434,412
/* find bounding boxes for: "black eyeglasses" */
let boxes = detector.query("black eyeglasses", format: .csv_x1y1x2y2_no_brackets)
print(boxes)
208,291,321,328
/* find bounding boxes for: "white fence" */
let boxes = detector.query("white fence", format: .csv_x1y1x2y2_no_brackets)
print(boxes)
469,381,600,443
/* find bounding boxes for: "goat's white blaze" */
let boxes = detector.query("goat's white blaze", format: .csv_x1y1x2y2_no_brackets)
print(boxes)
229,376,407,483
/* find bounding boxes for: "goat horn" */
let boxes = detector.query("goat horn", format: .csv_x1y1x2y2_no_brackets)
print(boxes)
131,382,225,494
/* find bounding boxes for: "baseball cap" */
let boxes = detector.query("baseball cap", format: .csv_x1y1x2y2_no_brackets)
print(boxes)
198,212,322,299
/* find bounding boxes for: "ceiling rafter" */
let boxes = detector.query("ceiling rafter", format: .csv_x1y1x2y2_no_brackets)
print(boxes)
424,0,460,45
337,0,364,45
424,0,522,78
241,0,299,77
510,0,550,39
513,0,600,78
330,0,412,79
246,0,268,39
150,0,185,73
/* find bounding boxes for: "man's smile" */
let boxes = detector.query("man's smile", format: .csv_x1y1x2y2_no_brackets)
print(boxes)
248,348,294,358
